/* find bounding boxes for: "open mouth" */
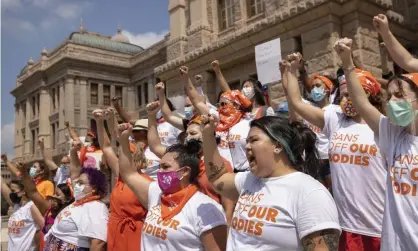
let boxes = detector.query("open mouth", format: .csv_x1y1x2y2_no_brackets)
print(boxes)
247,154,256,168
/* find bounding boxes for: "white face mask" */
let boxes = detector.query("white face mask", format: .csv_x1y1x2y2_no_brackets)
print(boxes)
242,87,255,99
73,183,87,201
84,141,92,147
156,111,163,120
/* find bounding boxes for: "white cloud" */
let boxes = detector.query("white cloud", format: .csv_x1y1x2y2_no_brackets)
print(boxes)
2,0,22,11
122,30,168,48
1,122,15,159
53,3,87,20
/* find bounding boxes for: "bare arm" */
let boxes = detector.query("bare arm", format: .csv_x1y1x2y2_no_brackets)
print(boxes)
1,177,13,206
17,163,50,215
201,115,239,201
107,107,119,141
93,109,119,178
302,229,339,251
38,138,58,172
220,196,235,225
374,14,418,73
201,225,228,251
69,141,83,183
212,60,230,92
147,102,167,158
90,239,106,251
1,154,20,177
118,123,152,208
334,38,381,135
179,66,210,115
64,121,80,142
112,97,131,123
284,54,325,129
279,61,303,122
30,205,45,228
156,82,185,130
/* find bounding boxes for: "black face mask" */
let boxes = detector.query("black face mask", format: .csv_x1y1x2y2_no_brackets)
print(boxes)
185,138,203,154
9,192,22,204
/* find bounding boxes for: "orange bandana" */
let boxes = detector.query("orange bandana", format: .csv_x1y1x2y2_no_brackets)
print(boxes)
311,74,333,90
72,195,101,207
341,68,380,97
217,90,251,132
160,184,199,220
402,73,418,86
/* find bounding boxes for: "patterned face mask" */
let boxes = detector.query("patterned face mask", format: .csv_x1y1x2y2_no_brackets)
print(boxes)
340,99,358,117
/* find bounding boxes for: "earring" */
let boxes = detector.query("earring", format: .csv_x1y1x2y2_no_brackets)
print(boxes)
274,148,281,154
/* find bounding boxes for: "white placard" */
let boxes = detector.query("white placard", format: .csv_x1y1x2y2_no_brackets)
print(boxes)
255,38,282,85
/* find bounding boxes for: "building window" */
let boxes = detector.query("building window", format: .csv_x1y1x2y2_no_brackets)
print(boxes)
103,85,110,105
32,96,36,117
37,93,40,115
137,85,142,106
219,0,235,30
247,0,264,17
57,86,60,105
51,124,56,149
51,88,56,110
90,83,98,105
115,86,123,106
144,83,149,104
31,129,35,154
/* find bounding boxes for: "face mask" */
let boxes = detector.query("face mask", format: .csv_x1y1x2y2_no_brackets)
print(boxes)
157,168,184,194
9,192,22,204
73,183,87,201
156,111,163,120
340,99,358,117
185,138,202,152
310,87,326,102
84,141,92,147
29,167,37,178
387,99,417,127
184,107,194,120
242,87,255,100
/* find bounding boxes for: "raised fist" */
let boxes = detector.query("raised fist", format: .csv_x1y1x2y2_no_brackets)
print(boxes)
201,114,218,131
1,153,7,162
111,97,121,106
117,123,132,138
179,66,189,76
333,38,353,65
155,82,165,97
373,14,390,36
72,140,82,151
146,101,160,115
38,138,45,148
64,121,70,127
211,60,220,72
286,53,303,72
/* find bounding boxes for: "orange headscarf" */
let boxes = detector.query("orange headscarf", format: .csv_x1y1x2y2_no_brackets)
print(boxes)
341,68,381,97
217,90,252,132
402,73,418,86
311,74,333,90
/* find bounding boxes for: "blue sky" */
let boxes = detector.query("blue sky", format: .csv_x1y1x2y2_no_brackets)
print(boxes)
1,0,169,157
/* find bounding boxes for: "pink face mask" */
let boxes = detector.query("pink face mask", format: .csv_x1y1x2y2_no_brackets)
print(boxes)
157,168,184,194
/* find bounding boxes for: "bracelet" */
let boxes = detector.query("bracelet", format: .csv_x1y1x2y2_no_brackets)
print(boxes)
343,65,355,72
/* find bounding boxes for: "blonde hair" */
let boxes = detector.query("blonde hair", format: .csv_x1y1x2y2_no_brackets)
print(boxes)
132,143,146,169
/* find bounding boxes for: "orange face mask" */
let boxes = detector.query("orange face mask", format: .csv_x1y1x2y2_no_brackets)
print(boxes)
217,104,243,132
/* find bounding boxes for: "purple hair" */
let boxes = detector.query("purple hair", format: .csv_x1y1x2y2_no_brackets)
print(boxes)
81,168,108,198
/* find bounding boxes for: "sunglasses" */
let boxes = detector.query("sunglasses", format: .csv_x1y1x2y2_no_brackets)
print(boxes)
217,102,228,107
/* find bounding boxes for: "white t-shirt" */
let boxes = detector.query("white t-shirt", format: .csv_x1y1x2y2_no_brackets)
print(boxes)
8,201,38,251
158,121,181,147
378,116,418,251
323,107,386,237
54,165,70,185
228,172,340,251
143,147,161,180
228,118,251,171
45,200,109,248
141,182,227,251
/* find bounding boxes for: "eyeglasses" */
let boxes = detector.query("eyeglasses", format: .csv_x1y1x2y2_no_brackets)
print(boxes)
217,102,228,107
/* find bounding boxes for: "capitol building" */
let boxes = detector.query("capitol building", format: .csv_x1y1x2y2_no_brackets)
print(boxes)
11,0,418,164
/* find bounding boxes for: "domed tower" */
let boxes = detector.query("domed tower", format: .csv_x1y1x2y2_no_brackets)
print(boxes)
111,24,130,43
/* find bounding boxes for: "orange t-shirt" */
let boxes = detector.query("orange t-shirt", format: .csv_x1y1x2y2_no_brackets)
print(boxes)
36,180,54,199
198,158,233,204
107,173,153,251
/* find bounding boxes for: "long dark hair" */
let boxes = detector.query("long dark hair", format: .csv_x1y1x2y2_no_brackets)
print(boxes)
250,116,321,178
57,183,74,206
241,79,266,106
165,144,200,184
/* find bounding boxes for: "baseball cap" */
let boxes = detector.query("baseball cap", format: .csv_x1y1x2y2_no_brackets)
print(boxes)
132,119,148,131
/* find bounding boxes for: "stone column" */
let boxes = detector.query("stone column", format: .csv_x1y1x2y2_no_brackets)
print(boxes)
122,87,128,108
186,0,213,52
24,99,31,156
58,79,65,144
167,0,188,61
98,83,104,106
127,84,136,112
14,104,20,158
79,78,88,137
200,71,216,104
110,85,115,99
64,77,75,126
38,87,51,148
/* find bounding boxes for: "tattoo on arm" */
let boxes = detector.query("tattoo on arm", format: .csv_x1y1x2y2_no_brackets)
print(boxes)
302,229,339,251
216,182,224,192
207,162,225,181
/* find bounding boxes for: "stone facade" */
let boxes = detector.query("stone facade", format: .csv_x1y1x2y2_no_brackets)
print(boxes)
11,0,418,164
